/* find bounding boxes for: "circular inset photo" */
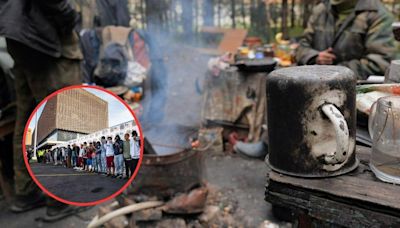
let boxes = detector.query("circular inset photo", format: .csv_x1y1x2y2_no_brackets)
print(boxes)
23,85,143,206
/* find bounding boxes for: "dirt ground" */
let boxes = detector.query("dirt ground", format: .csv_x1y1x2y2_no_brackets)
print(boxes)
0,153,287,228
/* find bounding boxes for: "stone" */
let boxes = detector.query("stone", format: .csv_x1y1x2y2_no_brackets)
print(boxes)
131,207,163,222
155,218,186,228
199,206,220,224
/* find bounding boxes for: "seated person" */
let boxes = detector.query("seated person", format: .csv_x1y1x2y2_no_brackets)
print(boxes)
296,0,396,79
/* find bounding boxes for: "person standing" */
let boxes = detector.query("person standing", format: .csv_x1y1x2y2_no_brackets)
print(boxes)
61,147,66,167
105,137,115,176
54,148,58,166
82,142,88,171
122,133,132,179
72,144,79,167
130,131,141,174
100,136,107,174
86,142,93,172
66,145,72,168
0,0,88,219
95,141,102,173
113,135,124,179
90,142,97,172
78,145,83,169
295,0,395,79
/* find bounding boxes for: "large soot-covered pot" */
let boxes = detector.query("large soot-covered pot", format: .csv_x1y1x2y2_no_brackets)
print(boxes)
266,65,359,177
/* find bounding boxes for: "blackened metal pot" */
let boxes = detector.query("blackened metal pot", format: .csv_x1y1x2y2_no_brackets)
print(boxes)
266,65,359,177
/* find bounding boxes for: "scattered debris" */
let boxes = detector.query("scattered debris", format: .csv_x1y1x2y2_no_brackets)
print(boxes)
164,187,208,214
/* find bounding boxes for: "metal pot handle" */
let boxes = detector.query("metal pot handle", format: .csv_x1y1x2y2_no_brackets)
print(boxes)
321,104,350,164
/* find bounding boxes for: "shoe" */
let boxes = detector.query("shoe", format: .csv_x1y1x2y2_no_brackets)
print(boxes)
10,192,46,213
118,175,123,179
41,205,92,222
233,141,268,158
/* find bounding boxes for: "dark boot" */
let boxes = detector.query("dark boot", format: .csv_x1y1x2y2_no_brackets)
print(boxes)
42,204,91,222
10,191,46,213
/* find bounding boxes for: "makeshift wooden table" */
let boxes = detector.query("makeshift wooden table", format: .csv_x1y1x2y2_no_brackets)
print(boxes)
265,146,400,227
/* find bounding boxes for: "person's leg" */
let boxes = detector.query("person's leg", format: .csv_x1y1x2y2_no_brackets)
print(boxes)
106,156,111,175
111,156,115,176
102,154,107,173
113,155,118,177
131,159,139,175
7,39,81,212
124,159,129,178
96,154,101,173
93,157,97,172
9,53,45,212
118,155,124,177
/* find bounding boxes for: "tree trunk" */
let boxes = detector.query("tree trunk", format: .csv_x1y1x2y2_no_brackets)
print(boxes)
241,0,247,28
281,0,288,38
217,0,222,26
257,0,269,42
291,0,295,28
182,0,194,41
231,0,236,28
203,0,215,26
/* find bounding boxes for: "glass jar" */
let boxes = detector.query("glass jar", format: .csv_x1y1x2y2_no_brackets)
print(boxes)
369,96,400,184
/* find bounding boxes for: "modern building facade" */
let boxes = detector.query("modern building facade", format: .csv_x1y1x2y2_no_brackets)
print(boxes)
25,128,32,146
34,89,108,148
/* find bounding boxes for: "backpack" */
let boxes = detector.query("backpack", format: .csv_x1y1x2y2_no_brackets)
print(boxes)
93,26,149,87
94,42,128,87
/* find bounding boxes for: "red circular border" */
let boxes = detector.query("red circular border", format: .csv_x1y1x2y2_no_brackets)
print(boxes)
22,85,144,206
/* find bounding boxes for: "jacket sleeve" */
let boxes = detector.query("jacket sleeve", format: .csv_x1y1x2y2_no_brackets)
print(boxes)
338,10,396,79
295,6,321,65
33,0,78,33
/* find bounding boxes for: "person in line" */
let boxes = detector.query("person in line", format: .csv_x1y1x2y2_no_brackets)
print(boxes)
130,130,141,174
113,135,124,179
72,144,79,167
95,141,102,173
82,142,88,171
78,144,84,169
61,147,66,167
122,133,132,179
54,148,59,166
90,142,97,172
100,136,107,174
105,137,115,176
66,145,72,168
86,142,93,172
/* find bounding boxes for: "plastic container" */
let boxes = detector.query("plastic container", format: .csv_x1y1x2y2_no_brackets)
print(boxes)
369,96,400,184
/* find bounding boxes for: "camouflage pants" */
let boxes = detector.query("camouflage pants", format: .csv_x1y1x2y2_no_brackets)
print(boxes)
7,39,82,198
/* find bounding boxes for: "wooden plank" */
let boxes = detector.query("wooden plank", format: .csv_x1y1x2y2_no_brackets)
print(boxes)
308,195,400,227
268,146,400,210
266,185,400,227
198,26,248,55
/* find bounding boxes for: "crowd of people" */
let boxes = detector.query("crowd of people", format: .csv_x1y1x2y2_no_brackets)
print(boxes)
36,130,141,180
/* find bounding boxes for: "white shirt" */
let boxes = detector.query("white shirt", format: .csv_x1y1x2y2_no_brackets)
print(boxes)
105,142,115,157
130,137,140,159
79,148,84,157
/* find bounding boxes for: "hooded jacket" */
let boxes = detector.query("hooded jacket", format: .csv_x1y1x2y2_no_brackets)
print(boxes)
296,0,396,79
0,0,81,58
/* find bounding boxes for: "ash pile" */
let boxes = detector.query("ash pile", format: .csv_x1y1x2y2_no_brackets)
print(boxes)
87,125,252,228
